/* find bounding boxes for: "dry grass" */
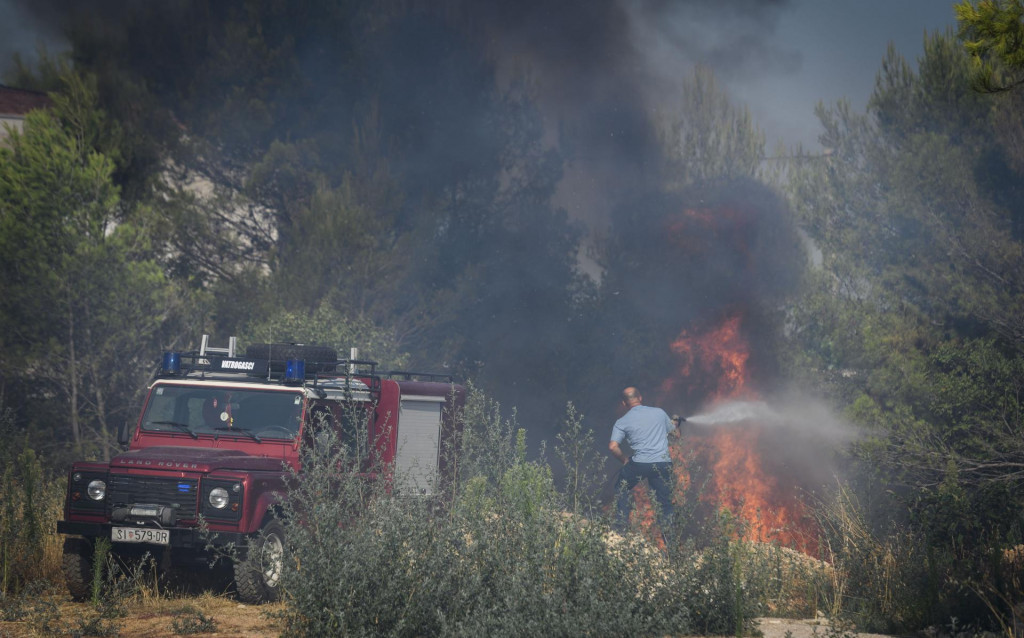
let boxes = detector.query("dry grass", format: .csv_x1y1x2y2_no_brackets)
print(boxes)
1,475,65,597
739,541,832,617
0,592,285,638
36,495,65,585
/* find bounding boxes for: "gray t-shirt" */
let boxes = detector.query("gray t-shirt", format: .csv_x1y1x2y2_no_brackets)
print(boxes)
610,405,676,463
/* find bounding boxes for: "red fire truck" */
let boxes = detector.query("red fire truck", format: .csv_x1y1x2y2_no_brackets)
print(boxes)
56,337,465,603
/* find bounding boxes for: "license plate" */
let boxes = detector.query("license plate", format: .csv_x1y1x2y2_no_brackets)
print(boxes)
112,527,170,545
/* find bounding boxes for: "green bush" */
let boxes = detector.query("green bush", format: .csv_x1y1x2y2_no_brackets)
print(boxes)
276,389,765,637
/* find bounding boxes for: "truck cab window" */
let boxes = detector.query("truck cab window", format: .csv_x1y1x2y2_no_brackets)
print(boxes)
141,386,301,438
304,402,370,463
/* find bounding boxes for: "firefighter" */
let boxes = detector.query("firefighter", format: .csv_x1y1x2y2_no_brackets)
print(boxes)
202,393,232,429
608,386,681,549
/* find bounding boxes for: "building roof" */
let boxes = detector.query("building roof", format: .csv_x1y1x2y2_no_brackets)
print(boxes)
0,84,52,117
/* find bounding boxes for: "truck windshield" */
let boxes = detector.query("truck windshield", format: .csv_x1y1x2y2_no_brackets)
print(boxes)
141,385,303,439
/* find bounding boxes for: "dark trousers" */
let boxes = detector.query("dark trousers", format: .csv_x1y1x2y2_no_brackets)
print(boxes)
615,460,675,546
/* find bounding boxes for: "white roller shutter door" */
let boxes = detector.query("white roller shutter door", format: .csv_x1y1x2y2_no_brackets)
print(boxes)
395,396,443,495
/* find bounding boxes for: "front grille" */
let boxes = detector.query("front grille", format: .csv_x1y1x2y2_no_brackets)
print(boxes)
107,475,199,520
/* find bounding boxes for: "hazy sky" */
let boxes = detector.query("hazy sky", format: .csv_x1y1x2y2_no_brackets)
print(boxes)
0,0,959,150
732,0,959,149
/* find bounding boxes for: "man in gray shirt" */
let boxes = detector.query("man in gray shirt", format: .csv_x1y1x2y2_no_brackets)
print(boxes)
609,386,681,547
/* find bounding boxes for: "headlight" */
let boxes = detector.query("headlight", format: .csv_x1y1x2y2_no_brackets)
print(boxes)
209,487,230,509
87,480,106,501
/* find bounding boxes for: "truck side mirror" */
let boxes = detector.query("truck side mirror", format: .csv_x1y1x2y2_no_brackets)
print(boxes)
117,421,132,448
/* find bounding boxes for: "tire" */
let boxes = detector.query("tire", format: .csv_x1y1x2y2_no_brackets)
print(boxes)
233,519,286,603
61,537,94,602
245,343,338,373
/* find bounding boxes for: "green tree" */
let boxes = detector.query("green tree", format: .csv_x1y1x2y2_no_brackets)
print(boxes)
0,71,185,459
659,65,766,190
956,0,1024,91
783,30,1024,619
957,1,1024,190
790,31,1024,354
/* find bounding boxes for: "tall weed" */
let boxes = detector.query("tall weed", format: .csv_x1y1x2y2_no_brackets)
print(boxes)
553,402,607,515
813,482,961,633
0,412,65,595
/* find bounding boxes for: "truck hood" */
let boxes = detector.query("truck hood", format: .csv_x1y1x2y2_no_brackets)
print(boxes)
111,446,285,473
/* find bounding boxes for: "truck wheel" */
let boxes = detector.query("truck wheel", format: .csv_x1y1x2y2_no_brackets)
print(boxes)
234,519,286,603
62,537,94,602
245,343,338,373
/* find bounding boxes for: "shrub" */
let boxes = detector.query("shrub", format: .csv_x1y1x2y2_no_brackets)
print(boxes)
276,389,766,637
171,604,218,634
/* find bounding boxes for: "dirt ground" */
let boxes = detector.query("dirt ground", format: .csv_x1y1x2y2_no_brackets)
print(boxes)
0,595,285,638
756,616,893,638
1,598,895,638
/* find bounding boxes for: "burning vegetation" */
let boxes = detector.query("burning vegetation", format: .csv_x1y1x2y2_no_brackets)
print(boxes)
605,181,826,558
662,315,820,556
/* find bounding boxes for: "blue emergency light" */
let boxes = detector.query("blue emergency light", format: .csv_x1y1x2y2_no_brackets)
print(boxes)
162,352,181,375
285,359,305,383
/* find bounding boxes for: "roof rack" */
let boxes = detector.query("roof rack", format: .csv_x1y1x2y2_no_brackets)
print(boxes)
157,337,451,395
168,353,377,378
157,336,381,388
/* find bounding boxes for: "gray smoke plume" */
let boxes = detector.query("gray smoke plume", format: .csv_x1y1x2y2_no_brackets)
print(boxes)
1,0,801,228
0,0,65,72
465,0,801,226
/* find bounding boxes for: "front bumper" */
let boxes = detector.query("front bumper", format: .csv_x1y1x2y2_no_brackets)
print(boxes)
57,520,247,548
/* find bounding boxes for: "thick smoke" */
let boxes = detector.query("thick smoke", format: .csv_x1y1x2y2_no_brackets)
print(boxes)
463,0,801,226
2,0,816,432
2,0,800,225
466,0,799,115
0,0,65,71
601,178,807,402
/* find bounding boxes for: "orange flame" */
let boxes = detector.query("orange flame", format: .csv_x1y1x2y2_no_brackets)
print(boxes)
661,315,750,399
664,314,818,554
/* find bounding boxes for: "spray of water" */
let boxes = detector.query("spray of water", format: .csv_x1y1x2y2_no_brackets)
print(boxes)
683,394,857,442
685,400,779,426
679,393,859,508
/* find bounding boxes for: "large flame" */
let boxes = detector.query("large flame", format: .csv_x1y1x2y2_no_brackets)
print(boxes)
664,314,817,554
